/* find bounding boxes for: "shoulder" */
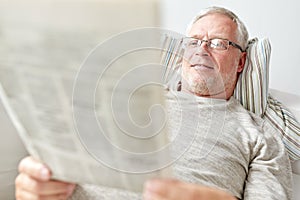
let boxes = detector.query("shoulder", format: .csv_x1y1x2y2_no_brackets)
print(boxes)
228,97,287,143
228,98,291,163
226,97,265,133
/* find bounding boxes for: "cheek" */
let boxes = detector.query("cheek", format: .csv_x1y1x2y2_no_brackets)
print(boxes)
181,61,191,76
183,50,194,62
181,64,190,81
216,55,239,74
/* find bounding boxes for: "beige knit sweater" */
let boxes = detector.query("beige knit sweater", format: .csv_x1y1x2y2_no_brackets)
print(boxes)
69,92,292,200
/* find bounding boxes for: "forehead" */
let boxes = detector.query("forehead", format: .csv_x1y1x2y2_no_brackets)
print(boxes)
188,13,237,41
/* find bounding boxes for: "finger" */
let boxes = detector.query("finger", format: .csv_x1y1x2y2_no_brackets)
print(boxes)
18,157,51,181
16,188,38,200
144,178,237,200
143,189,168,200
144,178,181,196
143,179,171,199
16,188,69,200
144,178,200,199
16,173,76,196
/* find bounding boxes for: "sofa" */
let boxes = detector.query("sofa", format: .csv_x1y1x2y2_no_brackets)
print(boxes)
269,89,300,199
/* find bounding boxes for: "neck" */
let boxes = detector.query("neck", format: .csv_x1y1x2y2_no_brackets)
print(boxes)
180,81,235,100
182,87,232,100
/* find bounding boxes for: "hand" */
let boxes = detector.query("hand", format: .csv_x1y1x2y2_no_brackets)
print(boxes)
143,178,237,200
15,156,76,200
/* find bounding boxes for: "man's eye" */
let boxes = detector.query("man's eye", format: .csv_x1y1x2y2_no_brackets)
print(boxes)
215,42,223,47
188,40,198,46
211,40,226,48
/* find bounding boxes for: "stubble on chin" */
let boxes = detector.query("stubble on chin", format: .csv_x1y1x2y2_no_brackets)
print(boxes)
181,66,238,98
181,69,217,95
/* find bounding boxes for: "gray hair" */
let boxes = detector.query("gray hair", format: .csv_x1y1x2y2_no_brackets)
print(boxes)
186,6,249,50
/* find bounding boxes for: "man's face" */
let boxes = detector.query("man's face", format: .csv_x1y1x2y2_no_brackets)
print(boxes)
181,13,245,99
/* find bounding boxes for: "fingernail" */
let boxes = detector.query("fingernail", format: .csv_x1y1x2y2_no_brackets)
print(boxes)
40,167,50,179
144,179,159,192
67,184,76,196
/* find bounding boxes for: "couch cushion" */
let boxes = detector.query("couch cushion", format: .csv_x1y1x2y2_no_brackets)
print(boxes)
233,38,300,161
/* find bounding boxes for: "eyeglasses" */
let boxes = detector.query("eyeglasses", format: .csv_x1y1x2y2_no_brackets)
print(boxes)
182,37,245,52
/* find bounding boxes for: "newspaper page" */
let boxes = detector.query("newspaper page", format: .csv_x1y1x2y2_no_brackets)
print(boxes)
0,1,185,193
0,28,190,192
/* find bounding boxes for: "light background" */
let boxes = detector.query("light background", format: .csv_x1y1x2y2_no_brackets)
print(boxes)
160,0,300,95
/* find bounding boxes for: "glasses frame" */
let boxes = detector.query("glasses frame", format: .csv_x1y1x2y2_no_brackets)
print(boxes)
182,37,245,52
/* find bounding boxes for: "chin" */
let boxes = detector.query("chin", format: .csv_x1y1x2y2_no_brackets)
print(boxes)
184,75,226,96
182,79,209,95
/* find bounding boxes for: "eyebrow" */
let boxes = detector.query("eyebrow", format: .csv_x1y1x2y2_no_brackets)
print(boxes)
189,34,202,39
189,34,228,40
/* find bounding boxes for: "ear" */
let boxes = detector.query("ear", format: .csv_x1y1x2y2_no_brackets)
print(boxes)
237,52,247,72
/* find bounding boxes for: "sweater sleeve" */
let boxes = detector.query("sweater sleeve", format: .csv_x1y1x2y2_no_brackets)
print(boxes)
243,121,293,200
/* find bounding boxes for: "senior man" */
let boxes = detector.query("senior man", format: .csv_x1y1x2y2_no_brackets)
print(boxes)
15,6,292,200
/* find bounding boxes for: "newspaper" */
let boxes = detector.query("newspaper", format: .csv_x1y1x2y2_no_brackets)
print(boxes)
0,22,188,191
0,66,171,192
0,2,189,192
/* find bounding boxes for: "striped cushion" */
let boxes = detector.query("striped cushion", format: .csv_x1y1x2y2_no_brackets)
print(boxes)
234,38,270,117
265,96,300,161
234,38,300,161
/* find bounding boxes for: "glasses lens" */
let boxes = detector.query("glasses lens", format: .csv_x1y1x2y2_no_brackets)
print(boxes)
183,38,234,52
210,39,228,50
184,38,198,49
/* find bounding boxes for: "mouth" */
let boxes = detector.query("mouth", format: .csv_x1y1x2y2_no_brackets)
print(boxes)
191,64,214,70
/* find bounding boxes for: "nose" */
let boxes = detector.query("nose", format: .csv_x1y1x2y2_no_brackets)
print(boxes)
195,40,210,56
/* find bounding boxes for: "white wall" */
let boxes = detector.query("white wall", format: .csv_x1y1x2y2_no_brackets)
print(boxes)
160,0,300,96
